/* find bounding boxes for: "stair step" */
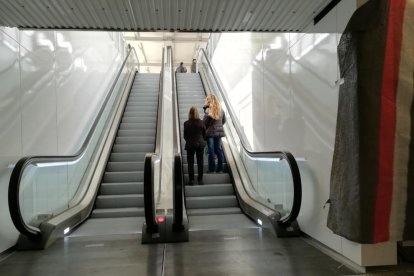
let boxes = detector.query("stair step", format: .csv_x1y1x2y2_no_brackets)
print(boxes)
127,97,158,101
122,117,157,124
183,163,208,172
117,129,156,137
109,152,147,162
125,107,157,113
115,136,154,144
103,171,144,183
184,173,231,184
123,111,157,117
112,143,154,153
186,195,238,209
186,207,242,216
106,162,144,172
91,207,145,218
95,194,144,208
100,182,143,195
185,184,234,197
119,123,156,130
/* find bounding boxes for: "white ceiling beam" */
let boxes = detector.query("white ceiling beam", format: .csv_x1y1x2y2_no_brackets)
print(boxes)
124,36,209,42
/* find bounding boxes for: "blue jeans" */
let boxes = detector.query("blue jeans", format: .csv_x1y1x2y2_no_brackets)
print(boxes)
207,137,223,172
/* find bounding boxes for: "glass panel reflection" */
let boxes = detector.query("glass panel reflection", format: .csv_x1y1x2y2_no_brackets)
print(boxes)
17,48,138,230
198,50,295,220
242,153,293,219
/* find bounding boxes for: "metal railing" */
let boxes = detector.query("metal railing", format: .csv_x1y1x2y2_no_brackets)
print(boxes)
143,48,165,234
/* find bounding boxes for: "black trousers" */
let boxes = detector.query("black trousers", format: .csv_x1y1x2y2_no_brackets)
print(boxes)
186,147,204,181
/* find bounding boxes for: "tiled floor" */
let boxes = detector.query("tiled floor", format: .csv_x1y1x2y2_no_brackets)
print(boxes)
1,219,413,276
0,227,357,276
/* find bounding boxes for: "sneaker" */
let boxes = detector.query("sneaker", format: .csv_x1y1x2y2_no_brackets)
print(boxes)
215,170,223,173
198,179,204,185
188,180,194,185
206,170,214,173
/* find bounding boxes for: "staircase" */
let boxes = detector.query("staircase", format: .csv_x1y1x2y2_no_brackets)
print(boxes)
176,73,241,216
91,73,160,218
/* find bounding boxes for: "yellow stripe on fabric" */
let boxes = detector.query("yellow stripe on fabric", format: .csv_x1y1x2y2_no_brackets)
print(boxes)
390,0,414,241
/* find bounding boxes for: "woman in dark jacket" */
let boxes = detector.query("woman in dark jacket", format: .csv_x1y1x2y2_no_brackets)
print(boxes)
184,107,206,185
203,94,226,173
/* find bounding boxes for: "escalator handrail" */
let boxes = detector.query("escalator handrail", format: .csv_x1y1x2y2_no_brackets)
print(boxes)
143,48,165,233
169,46,185,229
8,47,139,237
198,48,301,225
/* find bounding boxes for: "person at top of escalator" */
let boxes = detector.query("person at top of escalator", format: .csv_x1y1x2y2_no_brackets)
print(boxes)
203,94,226,173
191,59,197,73
184,107,206,185
176,62,187,73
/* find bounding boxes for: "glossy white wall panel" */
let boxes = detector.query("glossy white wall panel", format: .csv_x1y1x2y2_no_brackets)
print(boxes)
20,31,58,155
282,32,340,256
0,29,21,158
212,33,263,148
288,32,307,50
262,34,292,151
0,28,23,252
0,27,18,42
290,32,340,253
290,33,338,151
55,31,121,154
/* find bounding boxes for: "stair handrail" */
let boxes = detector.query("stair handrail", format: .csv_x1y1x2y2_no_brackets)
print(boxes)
169,46,185,231
143,48,165,233
8,47,139,237
197,48,302,226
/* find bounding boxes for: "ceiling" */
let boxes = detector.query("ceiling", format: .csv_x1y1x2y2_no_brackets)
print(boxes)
0,0,334,32
125,32,209,73
0,0,339,73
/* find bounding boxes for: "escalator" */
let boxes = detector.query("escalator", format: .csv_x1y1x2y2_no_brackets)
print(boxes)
174,49,302,235
92,74,159,219
176,73,242,217
7,48,162,248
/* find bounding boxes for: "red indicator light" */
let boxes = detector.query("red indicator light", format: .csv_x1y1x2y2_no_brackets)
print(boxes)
156,216,165,223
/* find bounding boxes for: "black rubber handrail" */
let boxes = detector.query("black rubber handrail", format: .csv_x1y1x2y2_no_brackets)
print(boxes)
8,47,138,237
143,154,157,233
143,48,165,233
198,48,302,226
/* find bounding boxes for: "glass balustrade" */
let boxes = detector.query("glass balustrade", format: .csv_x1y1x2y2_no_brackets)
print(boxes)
15,49,138,230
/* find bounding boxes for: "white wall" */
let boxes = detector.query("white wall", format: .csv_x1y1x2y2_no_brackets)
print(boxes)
210,0,395,267
0,28,126,253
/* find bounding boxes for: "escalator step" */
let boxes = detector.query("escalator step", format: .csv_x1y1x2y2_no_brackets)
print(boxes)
186,207,242,216
95,194,144,208
106,161,144,172
91,207,145,218
185,184,234,197
103,171,144,183
112,143,154,153
100,182,143,195
186,195,238,209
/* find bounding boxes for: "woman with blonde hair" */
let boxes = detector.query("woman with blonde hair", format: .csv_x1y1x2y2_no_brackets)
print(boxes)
203,94,226,173
184,106,206,185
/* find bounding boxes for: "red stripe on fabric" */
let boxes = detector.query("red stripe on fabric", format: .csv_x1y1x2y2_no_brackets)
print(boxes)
374,0,406,243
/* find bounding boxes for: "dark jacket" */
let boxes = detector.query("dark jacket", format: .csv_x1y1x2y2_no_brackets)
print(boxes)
203,110,226,138
183,119,206,150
